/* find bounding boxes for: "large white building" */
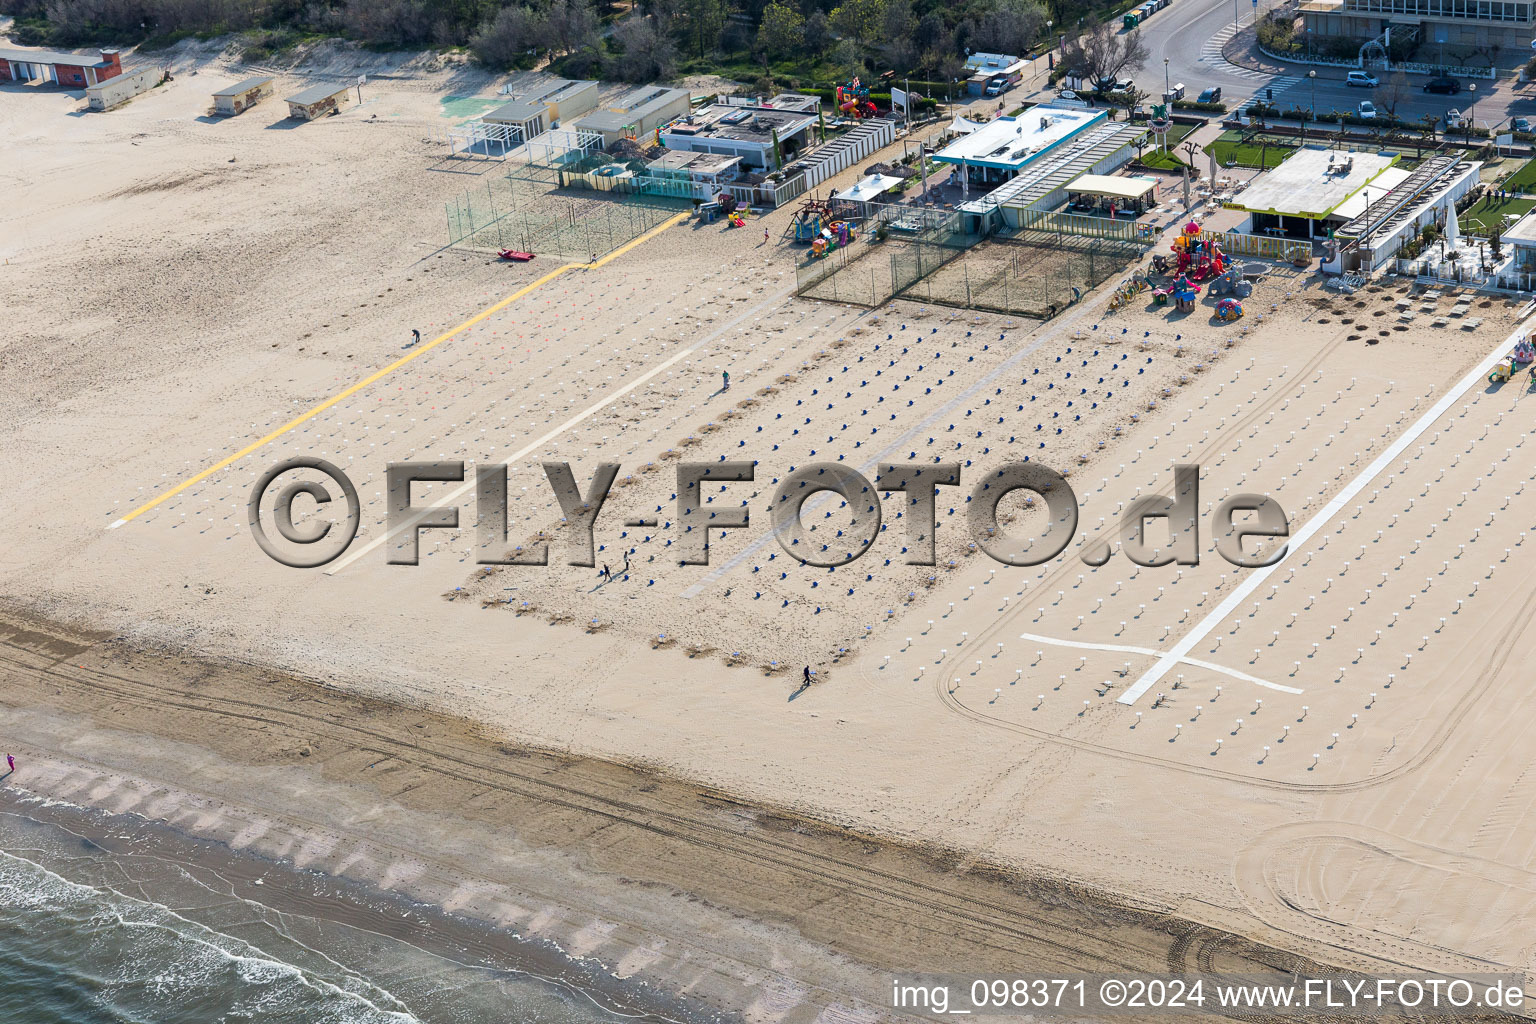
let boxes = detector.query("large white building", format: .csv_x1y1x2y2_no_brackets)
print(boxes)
661,100,818,172
1300,0,1532,51
933,106,1107,191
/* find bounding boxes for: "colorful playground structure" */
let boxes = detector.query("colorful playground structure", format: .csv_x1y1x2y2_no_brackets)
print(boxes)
1108,275,1150,310
835,78,879,119
1490,335,1536,384
810,219,855,257
1170,221,1226,282
1215,297,1243,322
793,198,831,242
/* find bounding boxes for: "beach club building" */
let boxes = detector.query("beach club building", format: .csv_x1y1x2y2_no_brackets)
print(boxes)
933,106,1107,191
484,78,599,138
644,151,744,200
285,82,351,121
1224,147,1399,240
575,86,692,145
0,46,122,87
952,115,1149,235
661,101,818,172
211,76,276,116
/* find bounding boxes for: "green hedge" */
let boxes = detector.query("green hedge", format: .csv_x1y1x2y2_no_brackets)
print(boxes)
1241,101,1491,137
1173,99,1228,113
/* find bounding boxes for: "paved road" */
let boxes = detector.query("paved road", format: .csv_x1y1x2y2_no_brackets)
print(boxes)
1008,0,1531,134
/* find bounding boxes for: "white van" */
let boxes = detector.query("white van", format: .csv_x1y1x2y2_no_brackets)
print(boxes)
1346,71,1379,88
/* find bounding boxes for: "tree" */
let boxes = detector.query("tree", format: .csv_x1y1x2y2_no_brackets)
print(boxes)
827,38,865,80
471,5,543,67
830,0,887,46
1061,19,1149,88
609,15,678,81
974,0,1046,59
914,12,949,53
544,0,599,55
1378,70,1409,118
678,0,731,55
881,0,914,42
757,0,804,57
802,10,832,53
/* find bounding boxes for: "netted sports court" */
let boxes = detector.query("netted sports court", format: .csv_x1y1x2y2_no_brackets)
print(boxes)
797,220,1144,319
444,129,689,258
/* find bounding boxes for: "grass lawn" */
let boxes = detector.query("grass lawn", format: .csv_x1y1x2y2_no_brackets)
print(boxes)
1205,138,1294,169
1460,195,1536,236
1136,149,1187,170
1501,158,1536,194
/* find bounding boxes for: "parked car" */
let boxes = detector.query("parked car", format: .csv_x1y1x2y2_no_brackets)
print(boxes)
1197,86,1222,103
1357,100,1378,119
1514,117,1532,132
1423,76,1461,95
1346,71,1379,88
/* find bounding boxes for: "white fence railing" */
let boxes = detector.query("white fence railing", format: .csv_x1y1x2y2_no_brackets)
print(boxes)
800,118,898,187
1256,42,1494,78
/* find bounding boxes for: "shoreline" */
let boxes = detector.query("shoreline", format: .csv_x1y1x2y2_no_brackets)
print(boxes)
0,797,707,1024
0,605,1405,1023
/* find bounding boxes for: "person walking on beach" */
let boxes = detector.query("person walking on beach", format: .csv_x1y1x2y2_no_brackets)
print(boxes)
5,755,13,773
404,328,421,349
599,563,612,581
722,370,729,391
763,226,770,245
802,666,811,686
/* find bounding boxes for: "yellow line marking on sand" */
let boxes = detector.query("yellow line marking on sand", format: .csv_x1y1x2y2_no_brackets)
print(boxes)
106,211,690,530
323,277,799,575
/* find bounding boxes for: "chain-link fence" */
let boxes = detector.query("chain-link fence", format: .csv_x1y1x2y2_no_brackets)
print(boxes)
444,176,688,258
796,219,1143,318
908,232,1143,317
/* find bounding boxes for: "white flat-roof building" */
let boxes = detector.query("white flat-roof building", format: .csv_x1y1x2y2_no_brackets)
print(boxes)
645,150,743,200
1321,154,1482,275
830,172,906,213
662,102,818,171
964,52,1027,94
933,106,1107,190
484,78,598,136
955,120,1149,234
1502,209,1536,289
964,52,1024,73
1226,146,1398,239
85,65,161,111
576,86,692,144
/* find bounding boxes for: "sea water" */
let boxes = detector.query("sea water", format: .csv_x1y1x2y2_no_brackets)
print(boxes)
0,807,693,1024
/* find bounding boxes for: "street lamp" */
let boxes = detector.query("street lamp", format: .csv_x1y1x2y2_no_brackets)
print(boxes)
1308,69,1316,115
1164,56,1170,102
1468,82,1477,140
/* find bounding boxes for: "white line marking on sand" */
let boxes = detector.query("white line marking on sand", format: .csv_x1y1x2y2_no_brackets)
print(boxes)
1015,631,1301,693
1118,312,1533,705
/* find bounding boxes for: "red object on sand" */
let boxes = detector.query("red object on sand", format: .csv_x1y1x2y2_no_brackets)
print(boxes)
498,249,535,261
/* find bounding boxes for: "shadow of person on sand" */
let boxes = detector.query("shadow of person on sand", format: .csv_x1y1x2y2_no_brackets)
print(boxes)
588,558,631,592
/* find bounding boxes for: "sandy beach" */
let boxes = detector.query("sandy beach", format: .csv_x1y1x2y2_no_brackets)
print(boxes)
5,32,1536,1022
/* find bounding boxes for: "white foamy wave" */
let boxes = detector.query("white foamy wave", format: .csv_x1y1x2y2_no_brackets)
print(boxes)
0,849,422,1023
